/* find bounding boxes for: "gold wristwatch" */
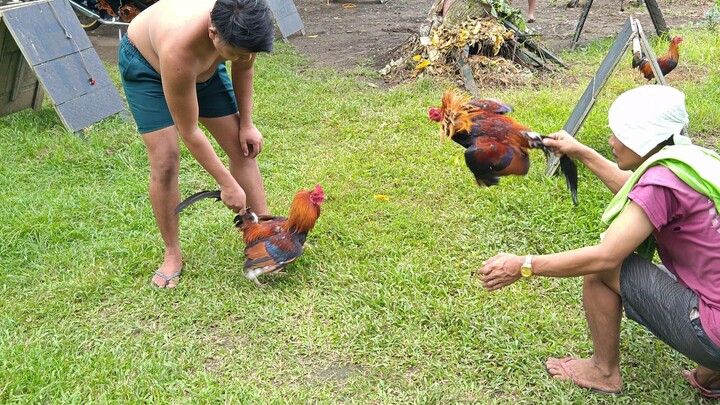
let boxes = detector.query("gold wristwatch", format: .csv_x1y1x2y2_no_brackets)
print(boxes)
520,255,533,278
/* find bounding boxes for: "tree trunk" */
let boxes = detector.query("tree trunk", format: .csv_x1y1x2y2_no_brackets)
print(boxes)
442,0,494,26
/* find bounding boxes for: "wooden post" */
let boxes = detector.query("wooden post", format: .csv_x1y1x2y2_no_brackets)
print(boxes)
455,46,480,99
570,0,594,50
644,0,669,37
570,0,669,49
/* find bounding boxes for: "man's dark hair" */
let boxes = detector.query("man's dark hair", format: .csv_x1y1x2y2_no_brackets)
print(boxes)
211,0,275,53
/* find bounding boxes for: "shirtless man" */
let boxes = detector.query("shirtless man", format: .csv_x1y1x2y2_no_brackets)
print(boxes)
118,0,274,288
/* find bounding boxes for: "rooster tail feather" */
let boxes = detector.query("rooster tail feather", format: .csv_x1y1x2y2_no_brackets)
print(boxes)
559,156,579,206
234,210,258,228
174,190,222,215
526,131,547,151
631,52,645,69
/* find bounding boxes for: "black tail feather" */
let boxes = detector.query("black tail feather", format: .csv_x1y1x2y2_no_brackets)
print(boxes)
559,156,579,206
536,134,578,206
233,210,257,228
174,190,222,215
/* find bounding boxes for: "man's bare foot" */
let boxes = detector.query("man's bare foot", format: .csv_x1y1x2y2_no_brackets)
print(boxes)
151,257,183,288
682,366,720,398
546,356,623,395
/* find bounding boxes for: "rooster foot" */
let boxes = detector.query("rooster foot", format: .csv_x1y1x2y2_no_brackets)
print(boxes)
245,269,268,287
250,276,267,288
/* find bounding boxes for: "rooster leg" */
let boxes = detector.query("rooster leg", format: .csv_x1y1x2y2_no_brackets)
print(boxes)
245,268,267,288
251,276,267,288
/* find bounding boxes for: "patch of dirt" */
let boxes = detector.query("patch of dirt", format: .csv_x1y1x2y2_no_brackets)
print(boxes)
87,0,713,74
287,0,712,72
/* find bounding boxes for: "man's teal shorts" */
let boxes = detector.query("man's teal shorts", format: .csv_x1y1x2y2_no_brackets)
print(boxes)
118,35,239,134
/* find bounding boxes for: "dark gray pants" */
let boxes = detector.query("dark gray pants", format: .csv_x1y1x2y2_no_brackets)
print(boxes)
620,253,720,370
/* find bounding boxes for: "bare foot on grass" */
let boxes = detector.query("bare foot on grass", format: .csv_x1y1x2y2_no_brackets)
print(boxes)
546,356,623,395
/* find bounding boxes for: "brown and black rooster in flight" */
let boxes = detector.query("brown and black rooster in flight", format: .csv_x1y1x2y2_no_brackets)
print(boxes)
175,185,326,286
429,90,578,205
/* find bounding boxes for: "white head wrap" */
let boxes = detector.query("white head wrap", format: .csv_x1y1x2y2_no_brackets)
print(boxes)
608,85,690,157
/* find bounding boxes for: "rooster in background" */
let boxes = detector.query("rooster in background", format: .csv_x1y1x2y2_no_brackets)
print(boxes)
429,90,578,206
174,185,326,287
632,36,683,81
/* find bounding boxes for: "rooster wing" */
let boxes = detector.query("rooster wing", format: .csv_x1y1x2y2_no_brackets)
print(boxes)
464,137,530,187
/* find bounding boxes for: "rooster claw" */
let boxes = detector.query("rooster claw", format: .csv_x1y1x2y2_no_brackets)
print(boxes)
249,276,267,288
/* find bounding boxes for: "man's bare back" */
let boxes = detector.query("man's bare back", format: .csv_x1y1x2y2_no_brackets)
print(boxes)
127,0,223,82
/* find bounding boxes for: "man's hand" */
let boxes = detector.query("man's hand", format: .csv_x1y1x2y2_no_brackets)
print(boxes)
478,253,524,291
220,183,247,213
239,124,263,158
542,130,587,160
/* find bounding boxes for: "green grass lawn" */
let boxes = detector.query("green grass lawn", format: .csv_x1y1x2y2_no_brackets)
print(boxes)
1,25,719,403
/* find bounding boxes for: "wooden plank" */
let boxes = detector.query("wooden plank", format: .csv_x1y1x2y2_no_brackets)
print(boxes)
33,48,113,105
502,20,568,69
0,1,31,13
32,80,44,111
1,0,125,132
570,0,594,50
546,17,634,176
570,0,667,50
635,18,667,85
0,17,45,117
2,0,92,66
455,46,479,98
55,82,125,132
266,0,304,40
644,0,668,37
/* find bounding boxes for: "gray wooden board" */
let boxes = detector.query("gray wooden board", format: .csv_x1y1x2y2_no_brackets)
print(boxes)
266,0,304,39
55,82,125,130
1,0,125,132
2,0,92,66
546,18,634,176
33,48,113,105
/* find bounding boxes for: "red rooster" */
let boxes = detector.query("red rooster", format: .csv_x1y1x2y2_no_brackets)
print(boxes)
429,90,578,205
174,185,326,287
633,36,683,81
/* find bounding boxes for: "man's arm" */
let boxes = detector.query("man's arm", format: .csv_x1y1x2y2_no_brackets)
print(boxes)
159,50,246,211
231,56,263,158
479,202,655,291
543,131,632,194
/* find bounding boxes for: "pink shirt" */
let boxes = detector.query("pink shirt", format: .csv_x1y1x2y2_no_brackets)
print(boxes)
629,166,720,348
